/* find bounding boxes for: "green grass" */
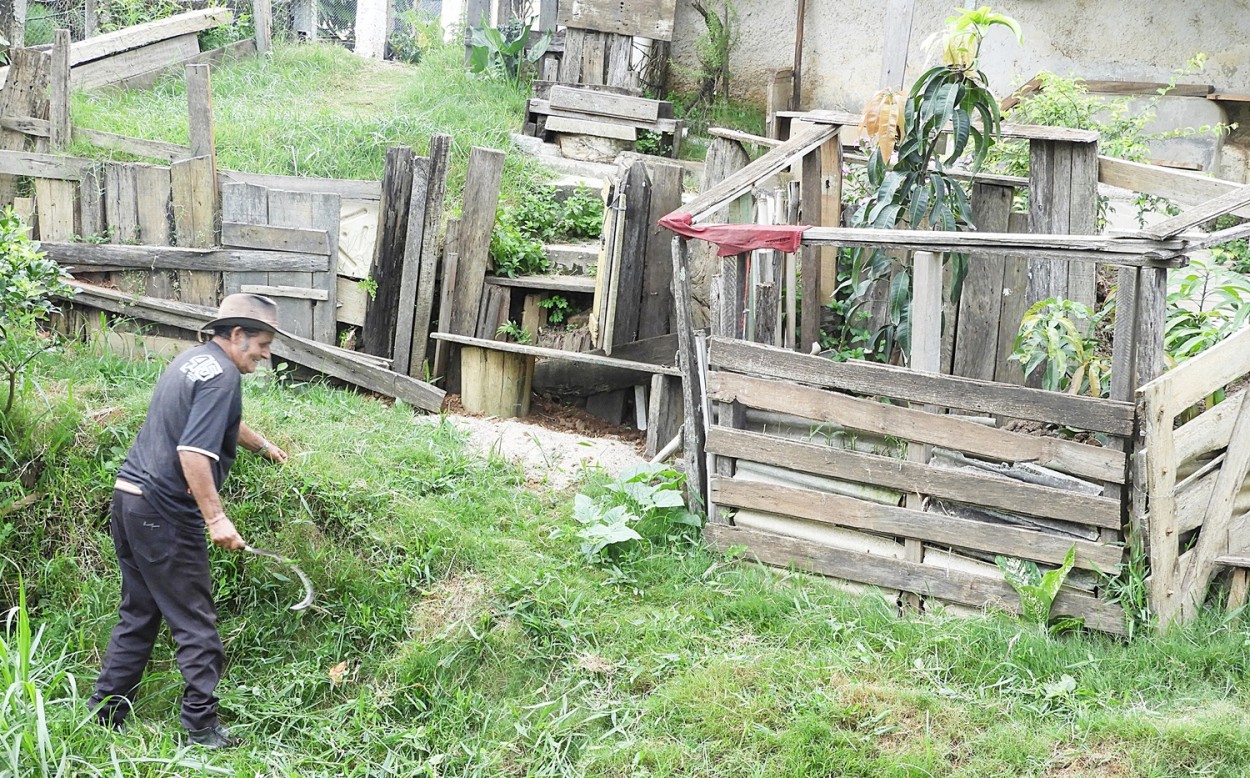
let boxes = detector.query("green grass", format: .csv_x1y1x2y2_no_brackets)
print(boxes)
70,41,548,205
4,334,1250,776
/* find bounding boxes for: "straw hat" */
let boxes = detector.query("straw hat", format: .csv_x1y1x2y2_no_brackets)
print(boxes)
204,293,283,334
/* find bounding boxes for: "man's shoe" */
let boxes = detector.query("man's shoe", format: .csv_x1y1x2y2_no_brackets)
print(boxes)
94,710,125,733
187,724,241,749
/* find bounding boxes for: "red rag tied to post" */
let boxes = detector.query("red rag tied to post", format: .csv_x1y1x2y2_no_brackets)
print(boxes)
658,212,811,257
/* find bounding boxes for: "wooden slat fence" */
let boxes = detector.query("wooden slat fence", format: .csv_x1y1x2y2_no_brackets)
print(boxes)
703,336,1129,634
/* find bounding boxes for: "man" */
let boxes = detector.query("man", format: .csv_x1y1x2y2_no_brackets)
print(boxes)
91,294,290,749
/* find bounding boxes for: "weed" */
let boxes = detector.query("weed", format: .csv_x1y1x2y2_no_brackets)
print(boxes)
496,320,533,344
538,294,571,325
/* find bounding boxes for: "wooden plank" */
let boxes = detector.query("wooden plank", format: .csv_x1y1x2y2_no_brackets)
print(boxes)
101,39,256,93
134,164,174,296
799,147,822,351
611,162,651,347
0,48,48,207
363,147,415,356
582,31,606,85
706,523,1125,634
545,115,636,141
34,178,76,241
905,249,942,596
104,163,140,244
336,277,367,326
954,183,1012,380
239,283,328,300
1098,155,1250,220
431,332,681,375
1135,266,1167,401
449,147,506,336
605,33,636,91
1176,394,1250,621
549,85,660,122
74,127,191,162
69,8,232,66
672,237,706,512
219,170,381,201
77,166,105,241
431,218,460,380
1080,79,1212,97
0,150,89,180
786,109,1101,143
220,181,270,298
645,373,683,459
0,115,50,137
995,212,1030,385
171,155,219,305
713,477,1120,571
73,35,201,91
707,371,1125,483
1146,317,1250,418
710,337,1136,435
186,64,216,164
1026,140,1070,305
253,0,272,55
1140,184,1250,240
797,226,1184,267
679,122,839,223
1067,141,1099,308
877,0,915,90
1174,389,1247,465
268,188,341,344
639,161,681,340
706,426,1122,529
49,30,71,151
526,99,680,134
817,138,843,316
1138,382,1180,623
392,156,431,371
409,134,452,377
221,221,329,255
44,241,330,272
533,332,679,395
558,0,675,41
559,28,585,83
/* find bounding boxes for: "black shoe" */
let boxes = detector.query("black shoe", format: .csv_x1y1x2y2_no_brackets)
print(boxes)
94,710,125,733
187,724,241,749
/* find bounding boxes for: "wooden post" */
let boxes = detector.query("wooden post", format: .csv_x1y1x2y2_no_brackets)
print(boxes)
1134,267,1167,393
355,0,388,59
253,0,272,54
878,0,915,90
799,145,823,351
952,183,1013,380
186,65,217,173
1026,139,1099,308
408,133,452,377
85,0,98,36
672,237,706,515
792,0,807,109
49,30,71,152
818,137,842,336
392,155,431,370
3,0,26,51
172,156,219,304
638,160,682,340
449,147,505,337
645,373,683,460
613,162,652,347
293,0,317,41
364,146,416,357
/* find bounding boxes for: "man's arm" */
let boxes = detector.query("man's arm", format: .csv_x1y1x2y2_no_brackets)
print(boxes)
179,450,245,550
238,421,289,463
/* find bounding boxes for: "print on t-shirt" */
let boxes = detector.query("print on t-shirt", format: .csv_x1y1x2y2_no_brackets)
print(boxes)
181,355,223,383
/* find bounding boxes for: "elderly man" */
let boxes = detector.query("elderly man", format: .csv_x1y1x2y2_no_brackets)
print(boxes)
91,294,290,749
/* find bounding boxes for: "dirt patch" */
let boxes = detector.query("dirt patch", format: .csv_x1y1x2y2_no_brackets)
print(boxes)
422,397,649,491
409,572,491,641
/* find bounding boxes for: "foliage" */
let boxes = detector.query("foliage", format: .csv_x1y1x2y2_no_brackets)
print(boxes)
468,15,550,84
538,294,570,325
511,186,603,244
1165,257,1250,365
388,8,443,65
1208,214,1250,274
0,208,74,417
818,269,876,361
684,0,739,107
356,276,378,300
490,207,549,277
1010,297,1111,397
634,130,668,157
996,546,1079,632
987,58,1235,226
96,0,183,32
847,6,1018,361
495,320,533,344
566,463,701,562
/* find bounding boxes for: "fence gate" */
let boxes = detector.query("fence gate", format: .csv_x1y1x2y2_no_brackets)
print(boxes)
702,337,1131,634
221,182,340,343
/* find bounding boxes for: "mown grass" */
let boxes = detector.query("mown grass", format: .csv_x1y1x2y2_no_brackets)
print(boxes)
4,335,1250,776
70,40,548,205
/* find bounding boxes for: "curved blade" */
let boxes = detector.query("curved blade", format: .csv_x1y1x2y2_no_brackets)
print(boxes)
243,545,315,611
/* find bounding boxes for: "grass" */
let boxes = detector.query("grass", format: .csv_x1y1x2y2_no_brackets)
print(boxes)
70,40,548,205
4,333,1250,776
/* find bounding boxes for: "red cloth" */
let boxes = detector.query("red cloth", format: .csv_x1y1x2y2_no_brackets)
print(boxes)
659,211,810,257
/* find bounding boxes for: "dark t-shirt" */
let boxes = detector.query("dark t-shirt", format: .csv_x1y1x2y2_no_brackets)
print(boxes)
117,341,242,527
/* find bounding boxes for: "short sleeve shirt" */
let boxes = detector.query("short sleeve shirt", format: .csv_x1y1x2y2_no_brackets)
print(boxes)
117,341,242,527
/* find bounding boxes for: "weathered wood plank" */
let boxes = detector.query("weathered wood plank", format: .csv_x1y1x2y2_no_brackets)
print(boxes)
705,523,1125,634
953,183,1012,380
409,133,452,377
363,147,415,356
239,283,328,300
392,155,431,371
431,332,681,375
69,8,232,66
0,150,90,180
713,477,1121,571
1139,184,1250,240
558,0,675,40
34,178,76,241
449,147,506,336
785,110,1101,143
73,34,200,91
134,164,174,296
253,0,272,54
104,163,140,245
100,39,256,93
673,237,707,513
706,426,1122,529
219,170,381,201
549,85,660,121
877,0,915,90
707,371,1125,483
527,99,680,134
611,162,650,348
171,155,219,305
267,188,340,344
545,115,637,141
219,181,270,297
484,274,597,293
44,241,331,271
709,337,1136,435
49,30,71,151
221,221,329,255
638,160,682,340
74,127,191,162
533,332,678,395
1098,155,1250,220
1138,381,1180,623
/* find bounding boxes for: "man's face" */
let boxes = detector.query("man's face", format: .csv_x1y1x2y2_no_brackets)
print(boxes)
230,328,274,374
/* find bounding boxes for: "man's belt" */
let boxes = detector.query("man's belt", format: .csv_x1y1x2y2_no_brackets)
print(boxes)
113,479,143,495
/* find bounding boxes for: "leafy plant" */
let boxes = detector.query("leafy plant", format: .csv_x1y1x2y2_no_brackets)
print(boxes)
1208,214,1250,274
567,463,702,563
538,294,570,325
96,0,183,32
357,277,379,300
496,320,533,344
1165,256,1250,365
468,15,550,84
1010,297,1111,397
0,207,74,417
995,545,1078,631
389,8,442,65
848,6,1020,361
686,0,739,106
491,208,549,277
635,131,667,157
555,188,604,240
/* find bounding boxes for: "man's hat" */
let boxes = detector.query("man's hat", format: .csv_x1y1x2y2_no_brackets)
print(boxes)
204,293,283,334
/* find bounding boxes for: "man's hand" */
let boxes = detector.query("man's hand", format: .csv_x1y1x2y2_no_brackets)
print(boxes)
263,443,289,464
207,515,245,550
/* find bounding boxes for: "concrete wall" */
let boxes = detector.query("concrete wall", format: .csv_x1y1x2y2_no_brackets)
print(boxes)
670,0,1250,173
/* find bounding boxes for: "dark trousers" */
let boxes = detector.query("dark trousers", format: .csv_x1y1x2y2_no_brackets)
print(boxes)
91,490,224,731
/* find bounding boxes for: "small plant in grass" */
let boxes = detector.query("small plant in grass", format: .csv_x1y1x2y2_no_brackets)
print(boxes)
635,131,668,157
389,8,443,65
996,545,1081,633
96,0,184,33
510,186,604,243
468,15,550,84
1165,257,1250,367
566,463,702,563
491,209,549,277
538,294,570,325
1010,297,1111,397
496,320,533,344
1208,214,1250,274
1,207,74,417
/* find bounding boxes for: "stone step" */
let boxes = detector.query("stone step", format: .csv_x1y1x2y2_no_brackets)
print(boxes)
545,242,599,275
